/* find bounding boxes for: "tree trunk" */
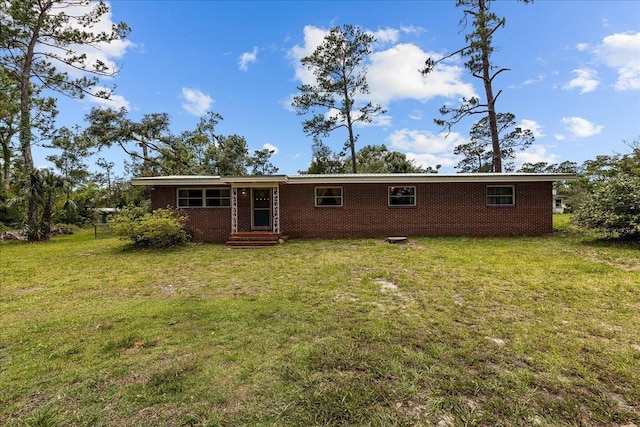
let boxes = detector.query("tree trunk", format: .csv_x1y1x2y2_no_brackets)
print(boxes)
20,4,49,240
2,142,11,191
479,0,502,173
343,87,357,173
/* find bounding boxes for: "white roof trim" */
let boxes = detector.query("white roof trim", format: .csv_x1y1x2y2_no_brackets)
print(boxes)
288,173,576,184
132,173,576,186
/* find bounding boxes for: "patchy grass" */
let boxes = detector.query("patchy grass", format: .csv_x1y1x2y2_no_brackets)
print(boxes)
1,227,639,426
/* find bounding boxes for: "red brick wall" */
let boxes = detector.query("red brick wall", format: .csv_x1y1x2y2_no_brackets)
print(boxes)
150,181,553,242
150,186,231,243
279,182,553,239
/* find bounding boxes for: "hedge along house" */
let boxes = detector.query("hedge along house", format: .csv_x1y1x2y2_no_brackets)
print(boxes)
131,173,575,246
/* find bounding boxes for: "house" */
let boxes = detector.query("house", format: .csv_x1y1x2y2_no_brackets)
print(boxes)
131,173,575,246
552,189,568,214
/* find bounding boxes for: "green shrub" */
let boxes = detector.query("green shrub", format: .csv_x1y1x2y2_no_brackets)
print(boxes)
112,206,191,248
573,173,640,240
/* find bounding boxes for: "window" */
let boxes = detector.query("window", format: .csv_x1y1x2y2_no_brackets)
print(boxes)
389,186,416,206
178,188,230,207
487,185,515,206
315,187,343,207
205,189,231,207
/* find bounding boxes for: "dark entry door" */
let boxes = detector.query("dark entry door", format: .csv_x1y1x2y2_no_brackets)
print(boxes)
252,189,271,230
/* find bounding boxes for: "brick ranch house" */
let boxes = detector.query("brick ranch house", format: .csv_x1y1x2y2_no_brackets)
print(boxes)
131,173,575,245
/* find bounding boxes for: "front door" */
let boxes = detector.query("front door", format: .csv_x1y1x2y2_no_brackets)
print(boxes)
252,188,271,230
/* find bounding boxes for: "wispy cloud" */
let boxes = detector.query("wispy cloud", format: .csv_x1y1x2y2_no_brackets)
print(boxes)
239,47,258,71
181,88,213,116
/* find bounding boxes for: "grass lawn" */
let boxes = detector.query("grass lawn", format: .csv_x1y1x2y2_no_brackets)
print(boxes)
1,217,639,426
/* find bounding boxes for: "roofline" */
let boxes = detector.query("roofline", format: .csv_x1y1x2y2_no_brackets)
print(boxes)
131,175,289,186
131,173,577,186
287,173,576,184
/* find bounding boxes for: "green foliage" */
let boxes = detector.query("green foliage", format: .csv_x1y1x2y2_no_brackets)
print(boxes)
204,134,250,176
1,0,129,240
304,140,348,174
250,148,279,175
573,173,640,240
303,142,435,174
455,113,534,172
84,108,255,176
111,206,190,248
45,126,95,186
6,169,67,240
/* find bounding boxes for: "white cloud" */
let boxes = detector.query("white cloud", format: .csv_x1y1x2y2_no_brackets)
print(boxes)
523,73,547,86
406,152,457,169
409,110,423,121
595,31,640,90
576,43,590,52
400,25,426,36
514,145,558,169
367,43,476,104
518,119,544,138
563,68,599,93
239,47,258,71
369,27,400,46
387,128,465,169
181,88,213,116
85,86,130,110
263,143,279,154
288,26,476,107
288,25,329,84
561,116,604,138
43,1,134,78
388,128,464,153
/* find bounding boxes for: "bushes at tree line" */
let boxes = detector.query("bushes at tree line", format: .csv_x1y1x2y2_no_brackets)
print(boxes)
573,173,640,240
112,206,191,248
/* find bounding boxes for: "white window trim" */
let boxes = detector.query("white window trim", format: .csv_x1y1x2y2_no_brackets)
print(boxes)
177,188,231,208
315,186,343,207
388,186,416,207
486,185,515,206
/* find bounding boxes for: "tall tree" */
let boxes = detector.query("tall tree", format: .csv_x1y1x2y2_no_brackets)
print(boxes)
454,113,533,172
1,0,130,240
251,148,279,176
292,24,386,174
421,0,532,172
0,67,57,191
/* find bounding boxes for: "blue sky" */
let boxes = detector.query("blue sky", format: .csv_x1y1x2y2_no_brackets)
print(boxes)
42,0,640,176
